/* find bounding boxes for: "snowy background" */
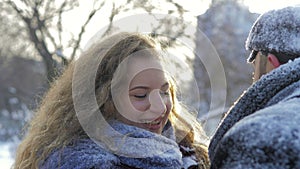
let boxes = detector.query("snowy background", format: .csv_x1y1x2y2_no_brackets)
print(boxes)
0,142,15,168
1,0,300,168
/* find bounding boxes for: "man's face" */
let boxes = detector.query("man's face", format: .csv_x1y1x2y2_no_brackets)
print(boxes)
252,52,276,82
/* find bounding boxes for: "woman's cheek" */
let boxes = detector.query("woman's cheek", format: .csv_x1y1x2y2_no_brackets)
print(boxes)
131,100,149,112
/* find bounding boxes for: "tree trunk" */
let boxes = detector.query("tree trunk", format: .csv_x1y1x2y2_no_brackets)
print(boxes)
24,18,58,83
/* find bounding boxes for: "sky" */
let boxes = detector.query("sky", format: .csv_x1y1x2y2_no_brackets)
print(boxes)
183,0,300,15
243,0,300,14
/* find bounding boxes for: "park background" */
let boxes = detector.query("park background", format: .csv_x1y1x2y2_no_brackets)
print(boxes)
1,0,299,168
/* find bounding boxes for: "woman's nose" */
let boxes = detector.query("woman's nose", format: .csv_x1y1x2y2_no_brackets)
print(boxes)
148,89,167,115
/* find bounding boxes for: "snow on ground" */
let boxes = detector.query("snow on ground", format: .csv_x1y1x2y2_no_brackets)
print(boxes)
0,142,15,169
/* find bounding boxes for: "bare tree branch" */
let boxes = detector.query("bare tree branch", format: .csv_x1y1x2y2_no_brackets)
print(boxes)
4,0,190,83
6,0,57,82
100,1,132,38
57,1,67,46
69,0,105,60
44,0,52,15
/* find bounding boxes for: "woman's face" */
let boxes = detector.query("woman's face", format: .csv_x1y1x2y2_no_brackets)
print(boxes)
112,55,173,134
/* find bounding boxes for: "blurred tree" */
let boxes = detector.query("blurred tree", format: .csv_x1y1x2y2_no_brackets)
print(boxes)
2,0,189,83
0,3,33,59
195,0,258,135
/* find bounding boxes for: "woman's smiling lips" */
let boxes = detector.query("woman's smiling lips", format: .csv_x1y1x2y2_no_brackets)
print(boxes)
144,119,162,130
141,111,167,130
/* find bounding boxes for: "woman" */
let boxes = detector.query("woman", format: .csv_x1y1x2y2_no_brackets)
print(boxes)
13,32,209,169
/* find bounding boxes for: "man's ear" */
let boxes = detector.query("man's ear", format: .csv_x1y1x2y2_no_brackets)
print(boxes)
267,54,281,68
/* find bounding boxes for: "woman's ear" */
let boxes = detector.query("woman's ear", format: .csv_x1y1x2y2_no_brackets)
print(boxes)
267,54,281,68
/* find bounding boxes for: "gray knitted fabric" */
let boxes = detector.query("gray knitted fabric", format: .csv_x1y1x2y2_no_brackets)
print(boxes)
209,58,300,169
41,120,201,169
41,121,183,169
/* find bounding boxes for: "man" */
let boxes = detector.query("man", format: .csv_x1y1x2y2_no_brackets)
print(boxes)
209,6,300,169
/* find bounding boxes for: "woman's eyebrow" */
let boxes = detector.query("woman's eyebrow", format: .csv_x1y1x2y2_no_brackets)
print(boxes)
129,86,149,91
129,82,169,91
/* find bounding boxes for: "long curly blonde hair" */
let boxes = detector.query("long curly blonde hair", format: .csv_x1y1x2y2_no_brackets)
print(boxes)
13,32,209,169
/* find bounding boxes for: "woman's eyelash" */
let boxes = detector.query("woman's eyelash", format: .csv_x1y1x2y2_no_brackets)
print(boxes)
134,94,147,98
133,90,169,98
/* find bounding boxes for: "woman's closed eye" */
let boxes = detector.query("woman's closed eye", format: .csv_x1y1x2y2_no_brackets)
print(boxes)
134,94,147,98
130,87,148,99
133,90,169,99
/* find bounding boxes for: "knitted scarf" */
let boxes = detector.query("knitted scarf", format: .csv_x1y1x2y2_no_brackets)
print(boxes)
98,120,183,169
41,120,199,169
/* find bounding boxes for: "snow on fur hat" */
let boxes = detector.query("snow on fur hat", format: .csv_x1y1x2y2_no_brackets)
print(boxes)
246,6,300,62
